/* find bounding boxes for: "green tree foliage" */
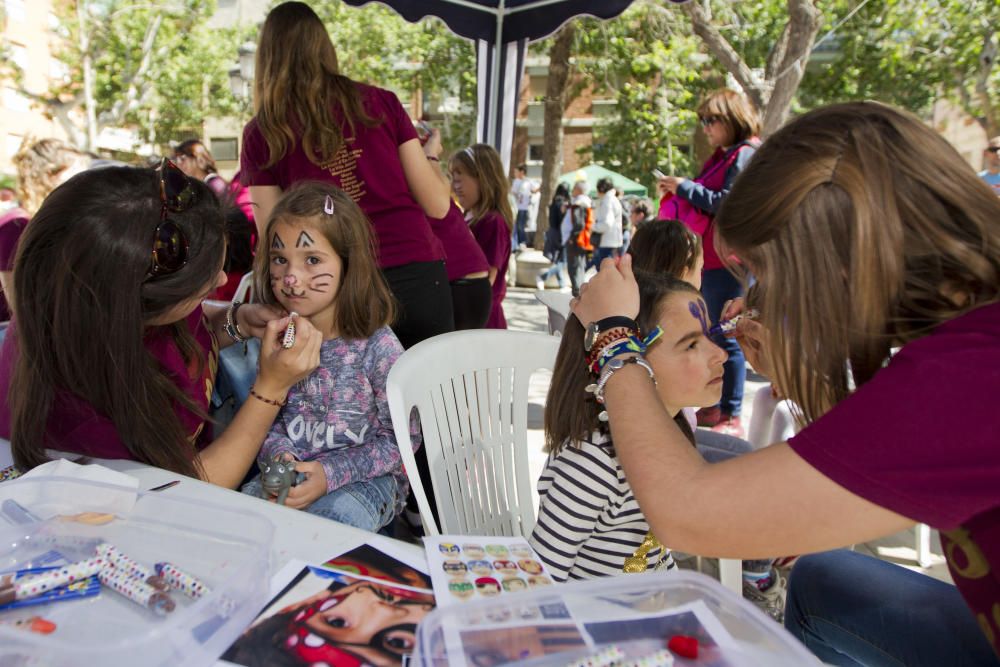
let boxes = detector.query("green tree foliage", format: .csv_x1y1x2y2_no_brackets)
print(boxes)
798,0,999,135
310,0,477,153
2,0,245,151
568,4,710,188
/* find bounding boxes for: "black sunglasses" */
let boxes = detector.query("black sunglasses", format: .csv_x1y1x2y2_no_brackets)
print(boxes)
147,158,195,279
699,115,722,128
987,146,1000,153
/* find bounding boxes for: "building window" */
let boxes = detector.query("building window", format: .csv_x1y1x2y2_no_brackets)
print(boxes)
49,58,68,81
5,0,26,23
528,143,543,163
210,137,238,161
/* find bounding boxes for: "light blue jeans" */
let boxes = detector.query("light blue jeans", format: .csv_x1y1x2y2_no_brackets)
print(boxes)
241,473,398,533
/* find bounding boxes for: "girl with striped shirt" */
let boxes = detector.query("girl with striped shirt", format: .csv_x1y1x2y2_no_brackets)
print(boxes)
529,273,726,582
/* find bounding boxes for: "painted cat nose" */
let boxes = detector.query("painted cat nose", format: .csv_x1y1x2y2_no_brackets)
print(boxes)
283,274,297,286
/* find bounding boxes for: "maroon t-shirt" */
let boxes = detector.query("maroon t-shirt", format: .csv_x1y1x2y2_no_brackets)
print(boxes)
430,202,489,281
0,307,219,460
789,301,1000,655
240,82,445,269
0,208,29,321
469,210,511,329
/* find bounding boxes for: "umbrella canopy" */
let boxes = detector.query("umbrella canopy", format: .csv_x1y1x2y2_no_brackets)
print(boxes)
342,1,636,43
558,164,649,198
343,0,636,170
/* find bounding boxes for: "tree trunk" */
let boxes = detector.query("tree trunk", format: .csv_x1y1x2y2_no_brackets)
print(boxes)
535,23,575,250
973,29,997,137
761,0,821,136
684,0,821,138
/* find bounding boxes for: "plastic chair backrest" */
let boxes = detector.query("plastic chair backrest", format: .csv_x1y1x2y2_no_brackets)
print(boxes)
387,330,560,537
533,291,573,336
231,272,254,304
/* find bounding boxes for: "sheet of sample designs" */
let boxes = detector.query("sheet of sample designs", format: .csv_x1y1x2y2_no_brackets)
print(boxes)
423,535,555,607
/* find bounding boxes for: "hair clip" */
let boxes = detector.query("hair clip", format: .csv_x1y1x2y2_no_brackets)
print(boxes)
323,195,335,215
463,146,475,161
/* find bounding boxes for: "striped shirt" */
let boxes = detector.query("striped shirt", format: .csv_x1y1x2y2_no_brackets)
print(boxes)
529,432,676,583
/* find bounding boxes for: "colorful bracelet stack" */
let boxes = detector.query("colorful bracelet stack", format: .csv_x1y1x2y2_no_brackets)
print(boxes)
587,326,664,375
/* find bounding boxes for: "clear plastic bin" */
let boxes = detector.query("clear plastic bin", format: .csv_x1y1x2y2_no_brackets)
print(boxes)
413,569,820,666
0,476,273,667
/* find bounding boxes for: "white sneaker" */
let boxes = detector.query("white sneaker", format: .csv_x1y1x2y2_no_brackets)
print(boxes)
535,277,546,291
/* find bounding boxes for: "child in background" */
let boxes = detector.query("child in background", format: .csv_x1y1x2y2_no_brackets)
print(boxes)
242,183,419,533
530,273,727,582
449,144,513,329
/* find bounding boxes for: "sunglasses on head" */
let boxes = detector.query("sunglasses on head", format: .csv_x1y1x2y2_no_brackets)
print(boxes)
987,146,1000,153
699,115,723,128
147,158,195,280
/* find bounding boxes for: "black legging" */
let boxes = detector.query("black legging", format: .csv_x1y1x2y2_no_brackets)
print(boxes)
382,260,454,350
382,259,454,530
450,277,492,330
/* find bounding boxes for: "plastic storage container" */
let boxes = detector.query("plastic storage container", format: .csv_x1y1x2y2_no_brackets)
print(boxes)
413,569,820,666
0,476,273,667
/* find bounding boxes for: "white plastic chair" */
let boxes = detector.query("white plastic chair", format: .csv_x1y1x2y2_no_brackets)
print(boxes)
231,271,254,304
533,290,573,336
386,330,560,537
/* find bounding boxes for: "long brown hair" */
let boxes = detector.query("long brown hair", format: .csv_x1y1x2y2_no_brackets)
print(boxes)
628,218,702,279
449,144,513,231
253,1,378,168
253,182,395,339
10,166,226,476
544,272,698,453
716,101,1000,424
174,139,218,175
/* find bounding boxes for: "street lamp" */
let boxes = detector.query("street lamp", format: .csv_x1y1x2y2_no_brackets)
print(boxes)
229,42,256,100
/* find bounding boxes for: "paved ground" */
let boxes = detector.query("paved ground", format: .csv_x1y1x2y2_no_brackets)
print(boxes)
502,284,951,585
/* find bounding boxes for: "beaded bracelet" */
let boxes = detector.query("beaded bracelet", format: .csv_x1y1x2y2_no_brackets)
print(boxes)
586,356,657,421
249,387,287,407
588,327,664,375
586,327,634,367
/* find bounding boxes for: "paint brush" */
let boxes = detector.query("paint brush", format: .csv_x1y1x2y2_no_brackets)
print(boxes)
708,308,759,337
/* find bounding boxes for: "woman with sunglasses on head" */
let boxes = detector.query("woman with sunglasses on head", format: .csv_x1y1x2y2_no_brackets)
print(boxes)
656,89,761,438
574,102,1000,666
239,1,454,350
0,161,322,488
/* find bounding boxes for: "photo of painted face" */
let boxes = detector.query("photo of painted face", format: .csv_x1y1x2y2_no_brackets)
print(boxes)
439,543,461,557
509,544,534,559
467,560,493,576
517,559,544,575
443,561,468,577
462,544,486,559
449,581,474,600
323,544,432,590
528,575,552,587
222,567,435,667
475,577,501,597
484,545,510,558
502,577,528,593
492,560,518,576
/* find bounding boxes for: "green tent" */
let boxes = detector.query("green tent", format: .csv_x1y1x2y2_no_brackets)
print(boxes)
557,163,648,198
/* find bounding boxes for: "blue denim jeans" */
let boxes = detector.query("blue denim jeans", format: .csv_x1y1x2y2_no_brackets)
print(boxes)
593,246,619,269
241,474,398,532
785,550,1000,666
701,268,745,416
538,247,567,288
513,209,529,248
